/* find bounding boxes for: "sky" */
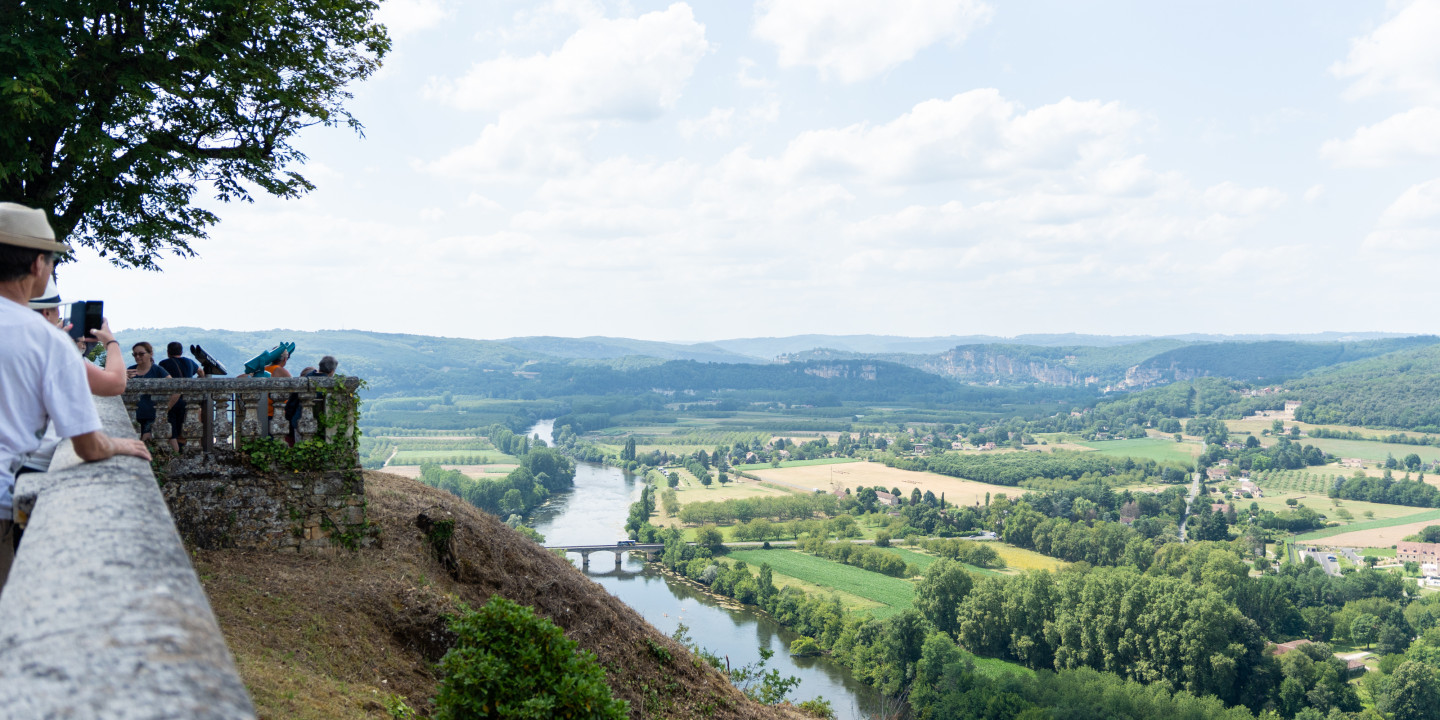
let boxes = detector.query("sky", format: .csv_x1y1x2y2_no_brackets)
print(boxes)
65,0,1440,342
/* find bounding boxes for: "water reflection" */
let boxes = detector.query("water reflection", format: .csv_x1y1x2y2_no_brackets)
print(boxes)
526,418,884,719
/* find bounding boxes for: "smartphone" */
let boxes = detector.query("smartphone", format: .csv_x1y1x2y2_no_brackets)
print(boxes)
66,300,103,340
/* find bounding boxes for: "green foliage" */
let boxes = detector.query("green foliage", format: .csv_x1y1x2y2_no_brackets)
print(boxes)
434,597,628,720
0,0,390,266
1291,344,1440,431
789,636,821,657
728,648,801,705
794,697,835,719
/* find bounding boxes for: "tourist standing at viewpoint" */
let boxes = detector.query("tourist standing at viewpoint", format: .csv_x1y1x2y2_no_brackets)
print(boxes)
158,341,204,453
127,342,169,441
0,203,150,595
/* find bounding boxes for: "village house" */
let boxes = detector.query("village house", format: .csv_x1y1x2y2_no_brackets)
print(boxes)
1217,459,1232,467
1206,468,1228,481
874,491,899,507
1398,541,1440,566
1271,639,1312,656
951,441,965,450
981,442,997,451
1239,480,1261,497
1285,400,1302,412
1341,457,1365,469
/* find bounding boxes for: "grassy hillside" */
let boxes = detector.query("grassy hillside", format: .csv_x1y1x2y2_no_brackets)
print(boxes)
1289,345,1440,431
1136,336,1439,384
196,471,805,720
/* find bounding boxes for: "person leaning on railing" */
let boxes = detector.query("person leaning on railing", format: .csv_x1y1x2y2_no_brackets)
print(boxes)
0,203,150,597
18,279,134,480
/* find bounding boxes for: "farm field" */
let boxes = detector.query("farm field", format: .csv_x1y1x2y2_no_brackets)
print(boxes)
725,549,915,618
1301,438,1440,465
1297,509,1440,544
381,464,515,480
734,457,860,471
989,543,1068,572
653,477,801,528
387,450,519,465
749,462,1016,507
1242,484,1422,528
1228,417,1440,444
1078,437,1201,465
886,545,1006,577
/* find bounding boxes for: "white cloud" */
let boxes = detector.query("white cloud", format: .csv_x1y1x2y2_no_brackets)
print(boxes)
1332,0,1440,104
678,107,736,139
1202,182,1287,216
1364,178,1440,250
464,193,503,211
753,0,993,83
421,117,587,181
425,3,709,121
1304,184,1325,204
1320,107,1440,167
375,0,450,39
736,57,777,89
777,90,1141,185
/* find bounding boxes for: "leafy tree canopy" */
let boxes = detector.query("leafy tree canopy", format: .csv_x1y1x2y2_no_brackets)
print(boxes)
1,0,389,268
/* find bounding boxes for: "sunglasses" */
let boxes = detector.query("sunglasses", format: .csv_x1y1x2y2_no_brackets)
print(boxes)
133,350,150,356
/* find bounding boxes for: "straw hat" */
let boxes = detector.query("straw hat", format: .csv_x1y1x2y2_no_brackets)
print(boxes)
0,203,72,253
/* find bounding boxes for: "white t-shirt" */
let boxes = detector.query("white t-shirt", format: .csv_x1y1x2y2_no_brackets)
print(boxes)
0,297,101,520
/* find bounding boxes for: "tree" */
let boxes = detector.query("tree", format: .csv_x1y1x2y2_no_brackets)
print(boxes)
914,558,973,639
695,524,724,551
1,0,389,268
1351,613,1380,649
1407,453,1424,471
667,471,680,488
1379,661,1440,720
434,597,628,720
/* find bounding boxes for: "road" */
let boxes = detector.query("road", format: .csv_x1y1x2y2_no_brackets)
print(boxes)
1179,471,1201,541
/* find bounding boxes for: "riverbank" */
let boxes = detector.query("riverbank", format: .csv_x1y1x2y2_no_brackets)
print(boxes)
196,471,802,719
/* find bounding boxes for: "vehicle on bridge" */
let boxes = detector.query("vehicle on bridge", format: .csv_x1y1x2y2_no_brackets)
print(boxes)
617,539,636,546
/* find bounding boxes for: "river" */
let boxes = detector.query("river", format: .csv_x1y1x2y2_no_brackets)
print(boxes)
524,420,884,719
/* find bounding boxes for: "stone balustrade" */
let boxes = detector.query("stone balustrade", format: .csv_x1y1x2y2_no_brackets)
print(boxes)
121,376,374,553
122,376,361,454
0,396,256,718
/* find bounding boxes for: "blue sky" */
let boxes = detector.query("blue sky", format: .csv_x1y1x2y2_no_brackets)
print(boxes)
71,0,1440,341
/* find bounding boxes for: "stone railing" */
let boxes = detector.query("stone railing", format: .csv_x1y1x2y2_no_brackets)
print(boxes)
122,376,361,454
0,395,256,718
123,376,371,553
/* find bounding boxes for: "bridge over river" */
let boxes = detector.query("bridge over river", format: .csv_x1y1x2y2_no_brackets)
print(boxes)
544,543,667,569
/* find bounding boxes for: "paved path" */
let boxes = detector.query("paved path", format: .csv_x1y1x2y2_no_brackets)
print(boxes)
1179,472,1201,541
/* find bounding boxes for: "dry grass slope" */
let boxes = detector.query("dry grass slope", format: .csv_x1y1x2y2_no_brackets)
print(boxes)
195,470,808,720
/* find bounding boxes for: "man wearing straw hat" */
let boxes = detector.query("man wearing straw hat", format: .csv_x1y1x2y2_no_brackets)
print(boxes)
0,203,150,596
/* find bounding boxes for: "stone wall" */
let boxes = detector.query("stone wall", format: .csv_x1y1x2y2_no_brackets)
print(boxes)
160,451,373,552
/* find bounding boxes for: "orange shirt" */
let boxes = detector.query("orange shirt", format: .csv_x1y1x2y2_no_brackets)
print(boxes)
266,364,292,416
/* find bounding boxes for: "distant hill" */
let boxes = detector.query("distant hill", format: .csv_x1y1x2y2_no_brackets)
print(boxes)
779,340,1188,387
1123,336,1440,388
709,332,1418,360
497,335,756,364
117,327,1437,401
1289,344,1440,431
113,327,547,395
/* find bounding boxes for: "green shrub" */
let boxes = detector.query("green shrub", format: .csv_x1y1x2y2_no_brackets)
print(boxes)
789,636,821,657
434,596,629,720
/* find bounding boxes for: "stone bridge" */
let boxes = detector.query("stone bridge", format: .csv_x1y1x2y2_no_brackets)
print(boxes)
546,543,667,569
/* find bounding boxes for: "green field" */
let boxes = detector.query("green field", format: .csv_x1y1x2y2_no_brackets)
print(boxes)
1078,437,1199,465
1295,509,1440,541
734,457,861,471
727,549,915,618
388,450,518,465
1301,438,1440,465
884,545,1005,576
